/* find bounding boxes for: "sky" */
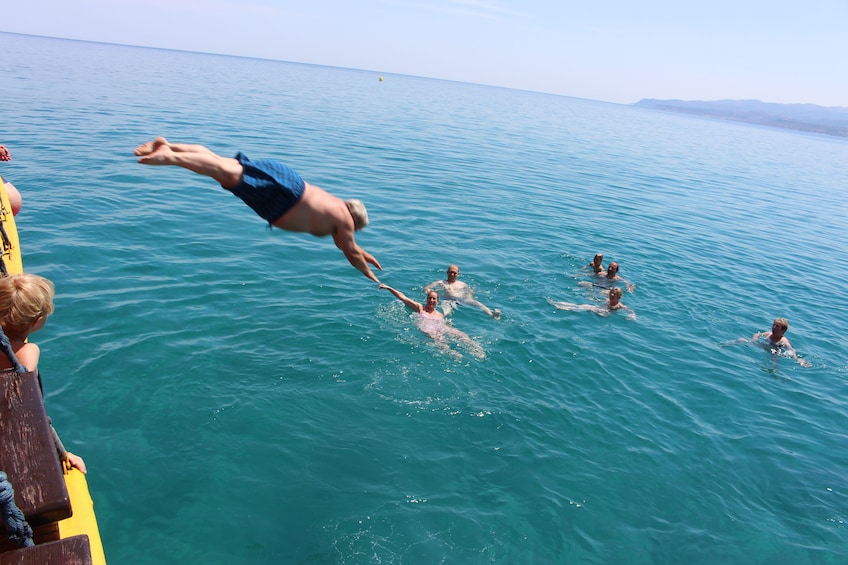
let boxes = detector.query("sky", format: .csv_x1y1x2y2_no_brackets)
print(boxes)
3,0,847,107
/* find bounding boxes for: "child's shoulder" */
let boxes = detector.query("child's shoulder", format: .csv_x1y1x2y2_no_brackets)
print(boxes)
14,341,41,371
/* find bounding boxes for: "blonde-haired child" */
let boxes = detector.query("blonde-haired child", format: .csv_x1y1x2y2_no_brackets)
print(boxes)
0,273,86,472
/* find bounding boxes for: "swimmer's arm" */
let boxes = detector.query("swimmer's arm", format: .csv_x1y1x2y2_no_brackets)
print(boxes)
379,284,422,313
466,298,495,317
780,340,811,367
780,339,801,359
547,298,571,310
333,225,382,284
423,280,442,293
783,346,810,366
619,277,636,292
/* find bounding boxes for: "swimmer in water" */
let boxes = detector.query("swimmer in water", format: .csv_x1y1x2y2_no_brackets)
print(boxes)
578,260,635,293
548,287,636,320
602,262,635,293
379,284,485,360
423,264,500,319
586,253,604,273
752,317,811,367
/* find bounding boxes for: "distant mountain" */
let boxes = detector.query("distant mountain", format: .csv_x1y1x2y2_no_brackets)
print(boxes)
633,99,848,138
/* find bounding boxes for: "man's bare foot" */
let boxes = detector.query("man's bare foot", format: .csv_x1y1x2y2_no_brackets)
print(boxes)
134,137,169,157
136,138,176,165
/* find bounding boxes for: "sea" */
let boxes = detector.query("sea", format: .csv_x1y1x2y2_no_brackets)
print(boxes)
2,32,847,564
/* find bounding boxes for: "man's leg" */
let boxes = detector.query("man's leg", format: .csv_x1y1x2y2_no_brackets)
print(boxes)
164,142,217,155
135,138,243,188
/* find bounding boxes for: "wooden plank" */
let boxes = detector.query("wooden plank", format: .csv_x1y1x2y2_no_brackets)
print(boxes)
0,371,71,524
0,535,92,565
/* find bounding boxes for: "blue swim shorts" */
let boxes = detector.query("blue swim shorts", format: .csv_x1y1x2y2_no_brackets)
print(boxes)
225,152,305,224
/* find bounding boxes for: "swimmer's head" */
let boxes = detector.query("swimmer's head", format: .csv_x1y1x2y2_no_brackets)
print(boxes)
446,265,460,281
609,287,623,300
773,318,789,331
345,199,369,230
426,291,439,306
593,253,603,264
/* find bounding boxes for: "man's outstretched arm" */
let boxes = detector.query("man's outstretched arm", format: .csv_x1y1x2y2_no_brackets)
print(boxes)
333,226,382,284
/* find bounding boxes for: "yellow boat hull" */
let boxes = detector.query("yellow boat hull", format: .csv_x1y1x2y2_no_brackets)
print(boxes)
0,177,106,564
0,175,23,275
58,469,107,565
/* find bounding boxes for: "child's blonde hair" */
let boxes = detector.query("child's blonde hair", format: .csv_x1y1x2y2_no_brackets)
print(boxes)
609,287,623,299
0,273,55,337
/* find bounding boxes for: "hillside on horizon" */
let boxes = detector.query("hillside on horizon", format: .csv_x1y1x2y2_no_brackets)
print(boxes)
633,99,848,138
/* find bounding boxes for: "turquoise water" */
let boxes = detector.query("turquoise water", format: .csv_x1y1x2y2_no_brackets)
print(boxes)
3,32,848,563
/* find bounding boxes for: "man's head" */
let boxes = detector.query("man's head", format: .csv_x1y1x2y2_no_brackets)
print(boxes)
609,287,623,302
446,265,460,282
345,199,369,231
607,262,619,275
773,318,789,333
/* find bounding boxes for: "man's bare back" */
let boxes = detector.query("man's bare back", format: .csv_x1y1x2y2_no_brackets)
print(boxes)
274,182,348,236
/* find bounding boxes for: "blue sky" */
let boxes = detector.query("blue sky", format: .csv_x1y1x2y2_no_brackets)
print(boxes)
4,0,846,106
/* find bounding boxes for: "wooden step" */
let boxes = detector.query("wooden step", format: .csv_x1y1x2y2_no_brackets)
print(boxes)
0,535,92,565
